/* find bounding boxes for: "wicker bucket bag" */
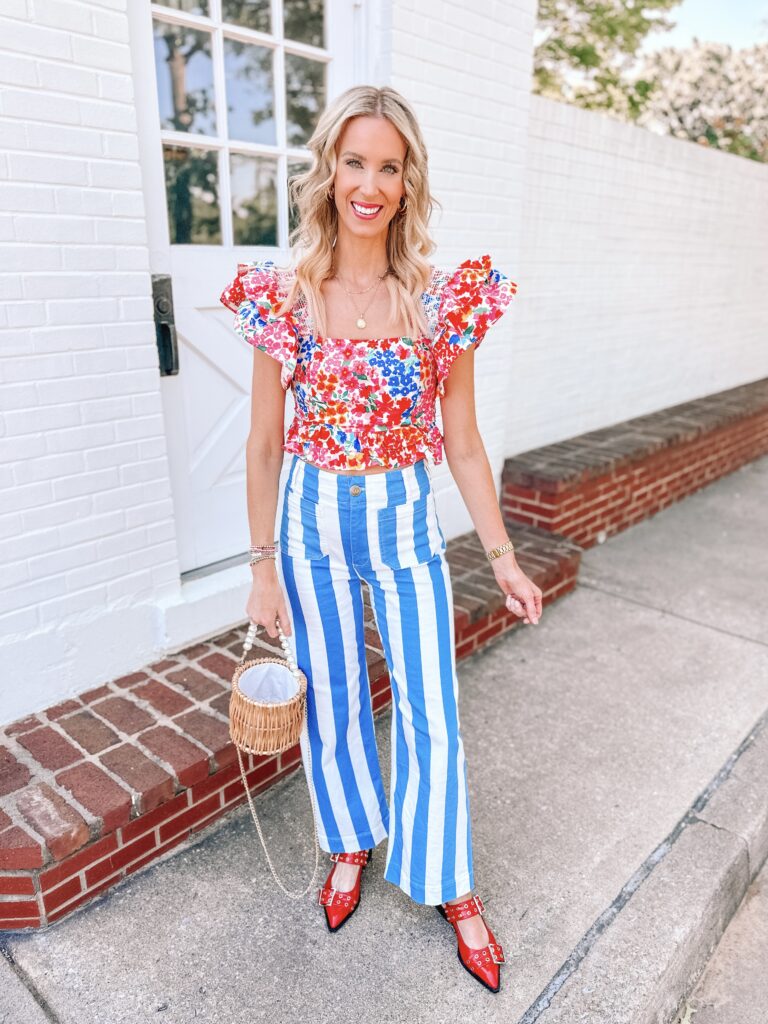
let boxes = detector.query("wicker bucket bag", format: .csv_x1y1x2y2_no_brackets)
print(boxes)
229,616,320,899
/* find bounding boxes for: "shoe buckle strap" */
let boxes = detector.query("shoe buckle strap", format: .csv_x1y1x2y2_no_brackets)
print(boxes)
444,892,485,923
318,886,337,906
329,850,368,866
468,941,505,967
488,941,505,965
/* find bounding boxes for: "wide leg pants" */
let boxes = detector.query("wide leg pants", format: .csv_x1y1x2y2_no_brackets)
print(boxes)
276,453,474,905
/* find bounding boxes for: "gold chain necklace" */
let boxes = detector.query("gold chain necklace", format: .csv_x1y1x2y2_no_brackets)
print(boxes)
332,266,390,330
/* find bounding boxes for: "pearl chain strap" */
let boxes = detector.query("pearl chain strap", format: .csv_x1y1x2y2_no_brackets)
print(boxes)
234,616,322,900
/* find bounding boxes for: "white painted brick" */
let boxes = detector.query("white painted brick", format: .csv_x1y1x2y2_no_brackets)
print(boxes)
79,97,137,133
45,296,118,323
27,123,104,159
6,302,47,328
2,86,81,125
0,118,30,150
111,191,146,218
4,403,81,436
36,373,109,405
82,441,138,473
0,275,23,300
71,346,127,374
119,458,169,486
1,381,37,410
2,350,73,383
124,345,159,370
0,15,73,60
9,153,89,185
38,585,108,626
91,6,127,42
0,511,23,542
97,72,133,104
0,432,45,465
117,295,153,322
22,495,91,533
106,568,157,602
71,34,130,73
0,575,69,616
78,395,132,425
22,272,101,299
16,214,96,244
0,184,56,213
87,160,142,192
28,540,100,579
115,247,149,271
32,0,93,33
0,48,37,85
32,323,104,353
100,132,139,162
51,466,119,501
46,422,115,454
97,271,150,298
90,481,146,514
13,450,86,485
0,606,41,635
58,509,124,547
0,559,30,590
114,411,165,440
37,58,99,97
125,498,174,529
94,217,146,246
5,479,55,514
0,215,16,241
0,240,60,268
61,244,116,271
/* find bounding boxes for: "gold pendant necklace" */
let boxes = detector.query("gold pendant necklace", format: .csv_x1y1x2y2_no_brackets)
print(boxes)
332,267,389,330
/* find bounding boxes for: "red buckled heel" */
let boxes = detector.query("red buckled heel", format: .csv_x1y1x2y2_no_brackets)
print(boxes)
436,894,505,993
317,848,373,933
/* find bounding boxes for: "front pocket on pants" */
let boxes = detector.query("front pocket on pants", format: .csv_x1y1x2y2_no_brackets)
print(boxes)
376,492,445,570
281,490,327,561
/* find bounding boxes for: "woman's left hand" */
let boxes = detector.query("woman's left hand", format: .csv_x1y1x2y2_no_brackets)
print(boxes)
491,555,542,625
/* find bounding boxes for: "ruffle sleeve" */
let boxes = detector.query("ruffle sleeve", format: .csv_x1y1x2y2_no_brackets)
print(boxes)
219,259,299,391
432,254,517,397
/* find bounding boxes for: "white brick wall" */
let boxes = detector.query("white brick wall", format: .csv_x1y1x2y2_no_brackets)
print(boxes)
509,95,768,456
4,0,765,726
0,0,179,724
386,0,538,539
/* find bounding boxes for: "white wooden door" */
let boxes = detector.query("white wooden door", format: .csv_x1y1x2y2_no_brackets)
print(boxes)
130,0,359,574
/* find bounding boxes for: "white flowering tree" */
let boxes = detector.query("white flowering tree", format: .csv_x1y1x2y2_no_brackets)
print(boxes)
534,0,681,118
535,2,768,163
633,41,768,162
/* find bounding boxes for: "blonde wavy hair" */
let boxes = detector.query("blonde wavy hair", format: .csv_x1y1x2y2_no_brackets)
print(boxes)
276,85,442,339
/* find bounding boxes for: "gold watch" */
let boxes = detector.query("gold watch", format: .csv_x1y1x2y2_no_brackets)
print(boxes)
486,540,515,562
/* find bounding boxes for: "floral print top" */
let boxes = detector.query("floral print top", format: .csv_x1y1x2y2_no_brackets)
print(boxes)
219,254,517,471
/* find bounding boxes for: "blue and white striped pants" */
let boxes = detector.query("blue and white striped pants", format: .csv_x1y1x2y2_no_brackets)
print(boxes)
276,453,474,905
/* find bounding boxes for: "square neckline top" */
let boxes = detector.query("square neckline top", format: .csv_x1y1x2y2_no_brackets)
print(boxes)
219,255,517,471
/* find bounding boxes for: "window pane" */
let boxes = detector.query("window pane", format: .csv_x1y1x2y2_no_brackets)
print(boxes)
284,0,324,48
164,145,221,244
154,20,216,135
287,159,309,237
224,38,276,145
154,0,209,15
231,154,278,246
285,54,325,147
222,0,271,33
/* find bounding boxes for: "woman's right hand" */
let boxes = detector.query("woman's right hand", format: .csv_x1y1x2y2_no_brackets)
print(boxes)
245,563,293,639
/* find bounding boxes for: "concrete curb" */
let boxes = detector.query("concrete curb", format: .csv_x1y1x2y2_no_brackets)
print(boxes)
519,707,768,1024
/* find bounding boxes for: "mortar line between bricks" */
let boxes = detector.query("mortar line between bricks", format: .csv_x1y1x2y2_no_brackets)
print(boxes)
576,580,768,650
0,941,64,1024
514,700,768,1024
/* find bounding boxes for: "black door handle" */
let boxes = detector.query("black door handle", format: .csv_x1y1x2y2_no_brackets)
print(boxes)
152,274,179,376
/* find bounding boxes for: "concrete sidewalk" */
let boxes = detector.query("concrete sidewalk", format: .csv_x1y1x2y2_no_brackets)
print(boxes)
2,456,767,1024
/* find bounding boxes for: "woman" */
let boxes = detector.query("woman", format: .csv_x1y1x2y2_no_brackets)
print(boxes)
220,84,542,995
